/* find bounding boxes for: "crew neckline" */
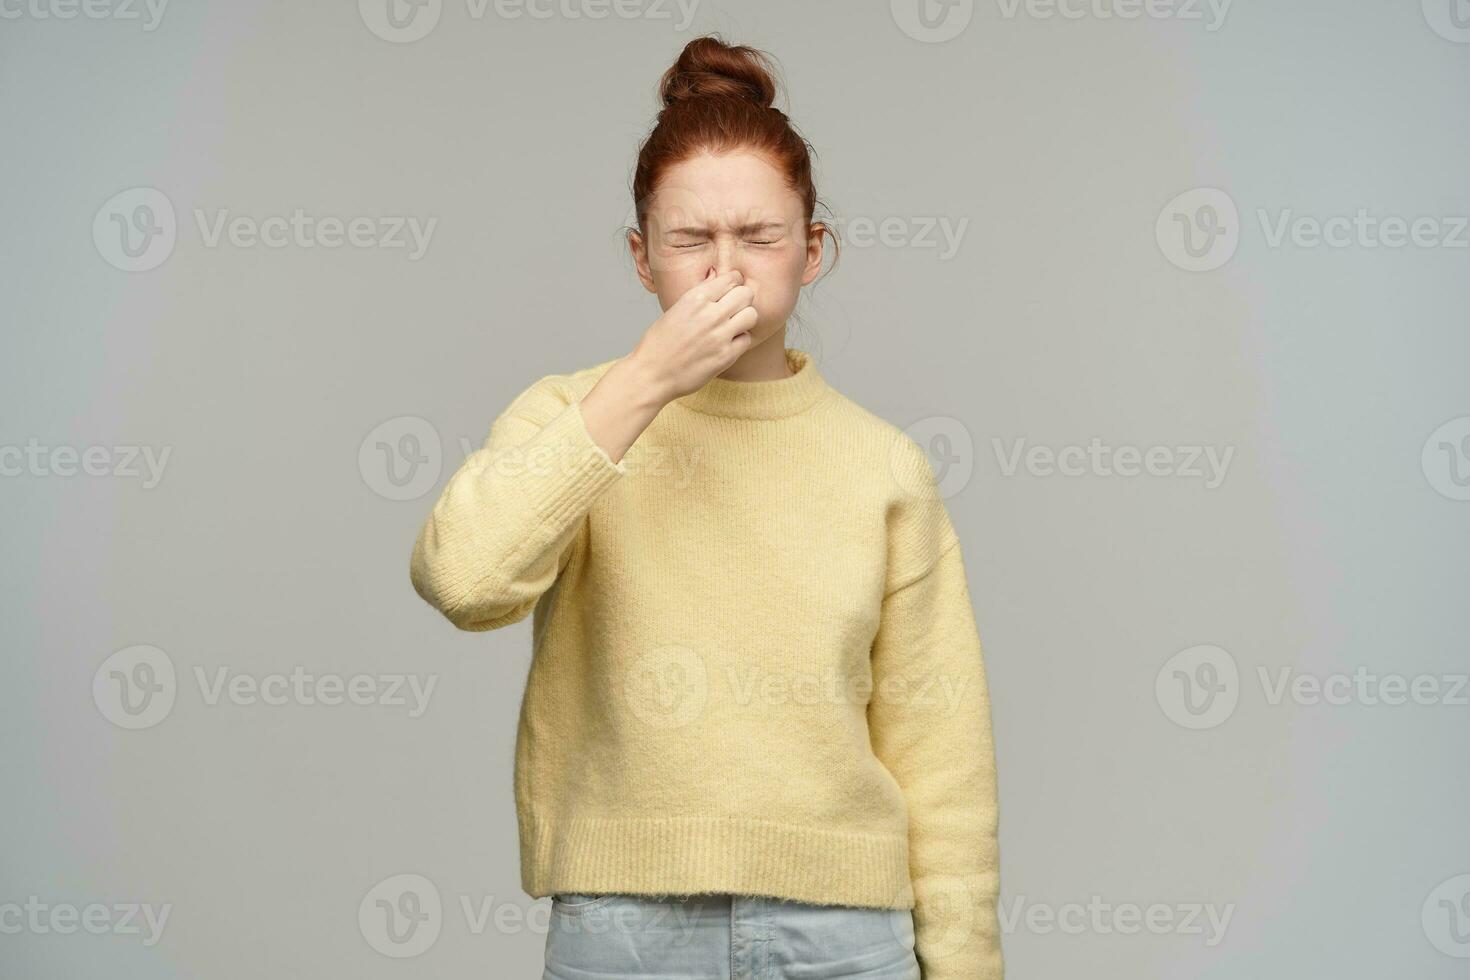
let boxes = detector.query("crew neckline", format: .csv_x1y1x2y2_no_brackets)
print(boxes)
673,347,831,420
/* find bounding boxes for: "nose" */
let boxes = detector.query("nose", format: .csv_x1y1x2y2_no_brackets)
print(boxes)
709,238,740,279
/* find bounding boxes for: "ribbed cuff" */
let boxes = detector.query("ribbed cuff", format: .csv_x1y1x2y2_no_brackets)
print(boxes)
500,398,628,527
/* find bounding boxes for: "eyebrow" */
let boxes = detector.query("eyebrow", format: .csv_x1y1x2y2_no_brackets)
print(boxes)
665,221,787,236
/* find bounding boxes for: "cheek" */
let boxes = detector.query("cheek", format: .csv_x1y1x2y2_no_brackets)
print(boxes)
651,256,703,306
651,246,708,290
747,249,806,304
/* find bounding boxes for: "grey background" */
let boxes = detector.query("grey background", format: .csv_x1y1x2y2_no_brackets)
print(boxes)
3,0,1468,977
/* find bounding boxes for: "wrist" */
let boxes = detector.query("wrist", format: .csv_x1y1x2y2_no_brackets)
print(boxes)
613,350,677,413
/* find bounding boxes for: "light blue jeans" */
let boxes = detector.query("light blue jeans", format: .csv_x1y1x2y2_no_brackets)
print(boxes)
542,891,920,979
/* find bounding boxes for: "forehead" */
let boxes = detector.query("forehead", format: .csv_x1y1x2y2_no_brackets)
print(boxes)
650,150,802,226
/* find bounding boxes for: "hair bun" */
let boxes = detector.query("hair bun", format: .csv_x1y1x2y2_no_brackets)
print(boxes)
658,35,779,110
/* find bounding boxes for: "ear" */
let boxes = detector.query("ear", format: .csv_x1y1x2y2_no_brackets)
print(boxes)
629,229,657,293
800,221,826,286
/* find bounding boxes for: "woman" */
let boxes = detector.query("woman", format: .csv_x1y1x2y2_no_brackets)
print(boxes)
409,35,1003,980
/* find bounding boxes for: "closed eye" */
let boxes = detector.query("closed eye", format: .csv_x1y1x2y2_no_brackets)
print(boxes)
670,239,779,248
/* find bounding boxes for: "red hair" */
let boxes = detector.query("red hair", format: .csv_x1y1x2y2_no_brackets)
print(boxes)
630,35,839,276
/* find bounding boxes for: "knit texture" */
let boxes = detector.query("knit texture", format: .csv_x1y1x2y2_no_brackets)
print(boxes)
409,347,1003,979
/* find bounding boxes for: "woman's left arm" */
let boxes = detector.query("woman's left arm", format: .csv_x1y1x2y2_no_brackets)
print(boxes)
868,438,1003,980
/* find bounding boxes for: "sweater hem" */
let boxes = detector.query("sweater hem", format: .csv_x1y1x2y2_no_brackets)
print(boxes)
520,812,915,910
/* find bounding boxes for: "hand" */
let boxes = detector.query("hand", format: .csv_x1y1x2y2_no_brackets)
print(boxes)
628,269,758,402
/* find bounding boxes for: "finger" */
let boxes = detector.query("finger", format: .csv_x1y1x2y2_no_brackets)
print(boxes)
711,283,755,318
727,322,756,352
720,304,759,338
691,269,743,304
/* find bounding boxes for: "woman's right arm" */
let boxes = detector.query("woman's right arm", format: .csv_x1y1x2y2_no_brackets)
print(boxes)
408,356,666,632
410,269,755,631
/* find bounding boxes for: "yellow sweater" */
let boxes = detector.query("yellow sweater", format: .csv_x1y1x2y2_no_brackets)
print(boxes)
409,347,1002,979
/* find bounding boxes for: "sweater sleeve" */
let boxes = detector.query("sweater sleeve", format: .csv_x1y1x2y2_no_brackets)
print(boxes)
408,375,628,632
868,437,1003,980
